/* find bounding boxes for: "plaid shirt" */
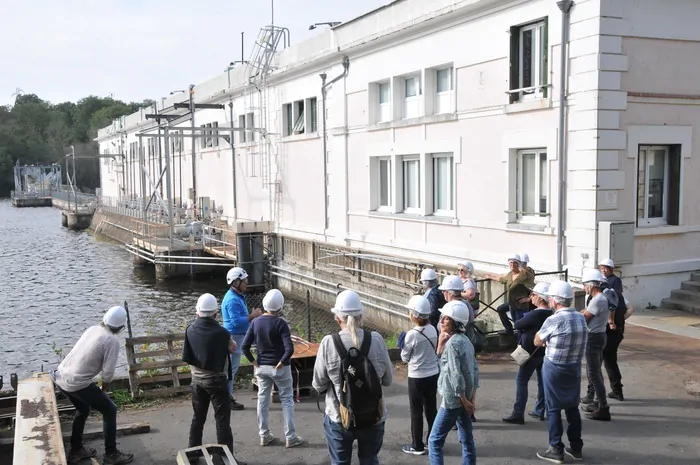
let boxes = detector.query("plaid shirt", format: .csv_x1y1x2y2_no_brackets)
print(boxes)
537,308,588,365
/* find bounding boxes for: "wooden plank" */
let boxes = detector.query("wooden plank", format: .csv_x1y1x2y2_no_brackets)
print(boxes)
126,334,185,345
167,340,180,388
138,385,190,398
134,372,191,386
0,422,150,448
129,359,187,371
132,348,175,359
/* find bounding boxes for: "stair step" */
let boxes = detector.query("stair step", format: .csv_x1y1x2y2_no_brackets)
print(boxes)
659,298,700,316
680,280,700,292
691,272,700,282
669,289,700,304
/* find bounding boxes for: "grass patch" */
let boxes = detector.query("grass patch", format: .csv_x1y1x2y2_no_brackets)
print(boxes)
385,333,400,349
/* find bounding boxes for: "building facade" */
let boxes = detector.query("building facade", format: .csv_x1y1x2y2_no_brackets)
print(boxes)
96,0,700,308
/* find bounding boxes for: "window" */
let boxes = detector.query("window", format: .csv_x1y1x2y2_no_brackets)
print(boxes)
238,115,247,143
247,152,260,177
378,158,391,209
403,157,421,211
212,121,219,147
509,19,548,103
293,100,305,134
309,97,318,133
637,145,681,227
435,67,454,114
283,98,318,136
433,154,454,213
403,76,421,119
377,82,391,123
284,103,293,136
246,113,255,142
516,149,548,223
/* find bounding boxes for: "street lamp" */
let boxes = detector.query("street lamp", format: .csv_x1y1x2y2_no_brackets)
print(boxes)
65,145,76,211
170,90,186,95
309,22,341,30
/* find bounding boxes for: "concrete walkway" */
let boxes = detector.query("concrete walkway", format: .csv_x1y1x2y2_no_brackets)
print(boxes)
628,306,700,341
70,324,699,465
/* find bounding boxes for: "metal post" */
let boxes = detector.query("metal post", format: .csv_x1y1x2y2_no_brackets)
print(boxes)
306,289,312,342
139,138,146,219
71,146,76,212
189,84,197,217
123,301,133,339
229,101,238,220
164,127,174,252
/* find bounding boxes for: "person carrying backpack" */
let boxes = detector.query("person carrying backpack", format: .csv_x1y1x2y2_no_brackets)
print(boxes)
312,290,394,465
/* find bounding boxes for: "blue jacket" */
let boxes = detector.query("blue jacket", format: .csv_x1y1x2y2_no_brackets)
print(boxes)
221,289,249,335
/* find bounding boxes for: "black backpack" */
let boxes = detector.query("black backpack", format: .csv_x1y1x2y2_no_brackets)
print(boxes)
329,329,384,430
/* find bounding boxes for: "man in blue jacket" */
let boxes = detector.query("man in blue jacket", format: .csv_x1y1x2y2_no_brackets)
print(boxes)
222,267,262,410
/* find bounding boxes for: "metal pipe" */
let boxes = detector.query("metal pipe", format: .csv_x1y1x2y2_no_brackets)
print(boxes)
229,101,238,220
556,0,574,271
164,127,174,252
189,84,197,216
320,56,350,233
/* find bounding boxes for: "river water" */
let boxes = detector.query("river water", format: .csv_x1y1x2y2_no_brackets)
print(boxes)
0,199,339,381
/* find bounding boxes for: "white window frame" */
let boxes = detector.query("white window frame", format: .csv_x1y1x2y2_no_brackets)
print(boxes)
403,75,421,119
245,112,255,142
307,97,318,133
378,82,391,123
292,100,305,134
637,145,670,227
212,121,219,147
518,21,546,101
238,115,247,143
283,103,293,136
402,156,421,213
435,67,454,114
516,148,548,225
377,157,392,211
432,153,454,216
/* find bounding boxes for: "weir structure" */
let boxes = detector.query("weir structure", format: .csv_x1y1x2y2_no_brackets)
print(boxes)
10,163,61,207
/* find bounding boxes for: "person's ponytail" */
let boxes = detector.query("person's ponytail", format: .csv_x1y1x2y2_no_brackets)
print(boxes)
346,314,361,348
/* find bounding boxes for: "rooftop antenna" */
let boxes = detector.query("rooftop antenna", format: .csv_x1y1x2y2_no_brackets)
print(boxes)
11,87,24,99
271,0,274,26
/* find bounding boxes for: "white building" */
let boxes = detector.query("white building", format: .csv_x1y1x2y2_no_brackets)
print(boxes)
96,0,700,309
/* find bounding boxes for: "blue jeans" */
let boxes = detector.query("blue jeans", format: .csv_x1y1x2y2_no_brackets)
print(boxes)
60,383,118,453
428,406,476,465
256,365,296,441
543,360,583,453
513,356,545,417
323,416,384,465
228,333,245,397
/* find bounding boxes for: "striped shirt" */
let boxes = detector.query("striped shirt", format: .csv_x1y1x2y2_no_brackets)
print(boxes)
537,308,588,365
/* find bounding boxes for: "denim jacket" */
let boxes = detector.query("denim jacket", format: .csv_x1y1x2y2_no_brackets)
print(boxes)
437,333,479,409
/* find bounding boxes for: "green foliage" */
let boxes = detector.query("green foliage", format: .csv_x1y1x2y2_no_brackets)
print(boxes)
0,94,151,196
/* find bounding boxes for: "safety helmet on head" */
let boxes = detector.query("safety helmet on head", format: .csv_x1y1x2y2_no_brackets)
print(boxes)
420,268,438,282
599,258,615,269
531,282,550,298
332,290,363,316
519,252,530,264
438,275,464,292
458,261,474,272
582,268,606,286
196,293,218,314
547,280,574,300
103,306,127,328
263,289,285,312
439,300,471,325
226,267,248,285
508,253,522,263
406,295,431,316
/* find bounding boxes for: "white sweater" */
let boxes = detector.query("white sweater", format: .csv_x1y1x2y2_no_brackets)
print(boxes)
400,325,440,379
54,325,121,392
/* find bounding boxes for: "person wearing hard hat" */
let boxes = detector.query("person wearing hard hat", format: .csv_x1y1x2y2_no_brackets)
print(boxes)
52,306,134,465
427,300,479,465
484,253,530,335
534,280,587,463
579,269,612,422
222,266,263,410
241,289,303,449
519,252,536,286
182,294,248,465
312,290,393,465
439,275,474,322
502,283,552,425
457,261,480,311
399,295,439,456
599,258,627,401
420,268,447,331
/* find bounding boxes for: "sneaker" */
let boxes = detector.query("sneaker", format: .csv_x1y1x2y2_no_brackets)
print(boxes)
68,447,97,463
501,413,525,425
585,406,611,421
285,436,304,448
580,394,594,404
528,412,546,421
260,434,275,446
608,391,624,401
582,403,598,413
537,446,564,464
230,397,245,411
103,450,134,465
564,447,583,460
402,445,426,455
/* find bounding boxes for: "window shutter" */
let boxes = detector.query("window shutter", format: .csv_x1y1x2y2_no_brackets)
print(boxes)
668,145,681,225
509,26,519,104
542,17,549,98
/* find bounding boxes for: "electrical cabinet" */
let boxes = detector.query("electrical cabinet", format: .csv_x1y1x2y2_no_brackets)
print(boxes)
598,221,635,265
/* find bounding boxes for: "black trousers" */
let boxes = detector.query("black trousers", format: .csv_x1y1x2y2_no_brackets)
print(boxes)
408,374,439,451
189,376,233,453
61,383,118,453
603,328,625,394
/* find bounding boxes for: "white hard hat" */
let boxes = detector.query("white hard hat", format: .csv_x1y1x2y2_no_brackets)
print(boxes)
420,268,438,282
332,290,363,316
263,289,285,312
103,306,127,328
458,261,474,272
438,275,464,292
547,280,574,299
519,253,530,264
226,267,248,285
582,268,606,285
508,253,522,263
439,300,471,325
599,258,615,269
406,295,431,316
531,282,549,297
196,293,218,313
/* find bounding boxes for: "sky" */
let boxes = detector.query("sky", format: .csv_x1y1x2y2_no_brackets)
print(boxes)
0,0,390,107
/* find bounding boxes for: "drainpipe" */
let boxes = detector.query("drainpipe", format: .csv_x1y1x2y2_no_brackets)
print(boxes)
556,0,573,272
229,100,238,221
320,56,350,235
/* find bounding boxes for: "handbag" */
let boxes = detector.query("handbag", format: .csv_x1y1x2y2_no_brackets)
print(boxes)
510,345,532,366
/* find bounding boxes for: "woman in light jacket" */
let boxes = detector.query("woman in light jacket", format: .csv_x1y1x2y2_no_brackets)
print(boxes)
399,295,440,456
